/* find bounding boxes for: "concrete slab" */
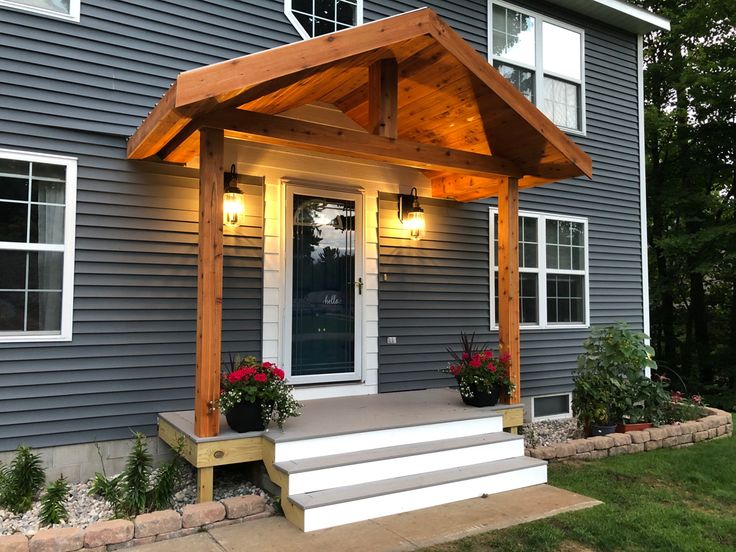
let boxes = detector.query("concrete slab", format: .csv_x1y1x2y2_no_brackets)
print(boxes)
129,532,223,552
206,484,600,552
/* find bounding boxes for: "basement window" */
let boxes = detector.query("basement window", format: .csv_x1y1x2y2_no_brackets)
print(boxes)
489,1,585,133
0,149,77,342
0,0,80,22
285,0,363,40
533,393,572,420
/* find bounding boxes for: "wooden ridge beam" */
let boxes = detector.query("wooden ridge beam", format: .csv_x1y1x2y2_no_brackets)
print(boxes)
196,109,523,179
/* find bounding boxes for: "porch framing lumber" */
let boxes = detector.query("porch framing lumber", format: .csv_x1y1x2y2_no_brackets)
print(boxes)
368,58,399,138
497,177,521,404
200,109,524,180
194,128,225,438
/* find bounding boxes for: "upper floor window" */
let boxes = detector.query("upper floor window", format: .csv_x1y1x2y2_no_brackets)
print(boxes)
491,209,589,329
285,0,362,40
489,2,585,133
0,0,80,21
0,150,77,342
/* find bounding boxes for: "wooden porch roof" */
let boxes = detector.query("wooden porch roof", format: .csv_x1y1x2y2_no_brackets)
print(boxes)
127,8,592,201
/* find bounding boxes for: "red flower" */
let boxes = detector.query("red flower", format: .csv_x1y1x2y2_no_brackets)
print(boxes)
500,352,512,363
483,350,493,359
262,361,273,368
253,373,267,383
449,364,461,376
273,368,285,380
488,363,497,373
469,357,482,368
462,353,470,360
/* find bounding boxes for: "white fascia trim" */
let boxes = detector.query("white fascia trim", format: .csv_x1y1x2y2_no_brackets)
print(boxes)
587,0,670,31
0,148,77,343
0,0,80,22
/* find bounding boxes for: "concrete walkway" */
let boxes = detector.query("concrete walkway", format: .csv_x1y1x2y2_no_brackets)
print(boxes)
132,485,601,552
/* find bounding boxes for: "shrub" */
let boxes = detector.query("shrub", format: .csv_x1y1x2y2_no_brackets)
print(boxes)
39,476,70,526
0,445,46,513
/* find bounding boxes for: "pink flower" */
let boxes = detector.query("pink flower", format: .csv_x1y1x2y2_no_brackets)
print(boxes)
469,357,482,368
671,391,684,403
253,373,267,383
691,395,702,405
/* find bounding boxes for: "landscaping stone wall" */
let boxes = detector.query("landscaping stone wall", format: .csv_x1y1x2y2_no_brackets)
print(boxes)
527,408,733,462
0,495,270,552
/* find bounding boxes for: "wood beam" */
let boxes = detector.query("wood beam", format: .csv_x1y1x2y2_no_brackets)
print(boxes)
431,174,502,202
198,109,523,180
194,127,224,437
368,58,398,138
497,176,521,404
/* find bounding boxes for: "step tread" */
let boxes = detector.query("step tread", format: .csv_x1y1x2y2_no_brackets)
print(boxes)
289,456,546,509
275,432,523,475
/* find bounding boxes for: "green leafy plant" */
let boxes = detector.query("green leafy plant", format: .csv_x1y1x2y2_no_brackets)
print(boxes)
89,433,185,518
39,476,70,526
0,445,46,513
220,355,301,429
444,332,515,397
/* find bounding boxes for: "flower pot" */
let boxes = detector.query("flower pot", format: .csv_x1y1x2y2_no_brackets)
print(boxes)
616,422,652,433
590,423,617,436
460,385,501,407
225,401,266,433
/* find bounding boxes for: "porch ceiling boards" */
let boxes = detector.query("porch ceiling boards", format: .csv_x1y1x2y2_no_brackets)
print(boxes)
126,8,592,202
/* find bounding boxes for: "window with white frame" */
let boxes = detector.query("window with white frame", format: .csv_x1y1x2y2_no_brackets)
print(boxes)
0,0,80,22
285,0,362,40
0,150,77,342
489,1,584,132
491,209,589,328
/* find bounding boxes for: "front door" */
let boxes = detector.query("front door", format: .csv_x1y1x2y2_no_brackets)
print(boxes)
284,185,363,384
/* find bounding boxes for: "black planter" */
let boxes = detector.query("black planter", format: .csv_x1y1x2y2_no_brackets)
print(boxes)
590,423,617,436
225,401,266,433
460,385,501,407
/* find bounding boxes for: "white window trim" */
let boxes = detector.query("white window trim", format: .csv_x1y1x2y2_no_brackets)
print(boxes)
0,148,77,343
488,0,587,135
0,0,80,22
285,0,364,41
531,392,573,421
490,208,590,330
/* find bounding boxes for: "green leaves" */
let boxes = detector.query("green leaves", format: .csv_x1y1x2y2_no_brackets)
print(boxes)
39,476,70,526
0,445,46,514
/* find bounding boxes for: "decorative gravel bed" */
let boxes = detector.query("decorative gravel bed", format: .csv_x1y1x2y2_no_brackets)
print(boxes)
521,417,581,449
0,466,271,537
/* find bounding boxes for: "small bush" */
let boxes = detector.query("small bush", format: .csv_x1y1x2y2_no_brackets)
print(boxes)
0,445,46,513
39,476,70,526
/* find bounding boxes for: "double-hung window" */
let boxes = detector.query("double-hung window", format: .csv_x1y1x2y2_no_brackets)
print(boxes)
285,0,362,39
0,150,77,342
491,209,589,329
489,1,585,133
0,0,80,22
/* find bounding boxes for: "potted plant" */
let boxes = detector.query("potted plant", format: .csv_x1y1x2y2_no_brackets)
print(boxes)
444,333,514,407
219,356,301,433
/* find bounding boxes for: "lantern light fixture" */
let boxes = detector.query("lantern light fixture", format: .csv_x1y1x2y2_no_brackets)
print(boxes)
398,187,425,241
223,164,245,228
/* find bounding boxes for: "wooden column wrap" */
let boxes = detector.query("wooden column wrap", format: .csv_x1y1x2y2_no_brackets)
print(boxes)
497,177,521,404
195,127,224,437
368,58,398,138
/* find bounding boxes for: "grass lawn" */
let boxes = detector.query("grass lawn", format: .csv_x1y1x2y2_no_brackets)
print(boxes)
423,434,736,552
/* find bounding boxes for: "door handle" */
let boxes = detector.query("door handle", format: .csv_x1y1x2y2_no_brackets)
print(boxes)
354,278,363,295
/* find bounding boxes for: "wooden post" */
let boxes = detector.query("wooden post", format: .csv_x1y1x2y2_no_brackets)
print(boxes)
194,127,224,437
497,177,521,403
368,58,398,138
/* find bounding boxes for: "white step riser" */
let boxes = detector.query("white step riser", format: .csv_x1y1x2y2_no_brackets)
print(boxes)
273,416,503,462
301,465,548,532
288,439,524,494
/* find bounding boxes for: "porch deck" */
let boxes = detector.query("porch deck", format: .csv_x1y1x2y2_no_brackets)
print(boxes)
158,388,524,503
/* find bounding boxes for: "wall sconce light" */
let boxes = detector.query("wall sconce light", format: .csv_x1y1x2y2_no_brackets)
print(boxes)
223,164,245,228
398,187,425,241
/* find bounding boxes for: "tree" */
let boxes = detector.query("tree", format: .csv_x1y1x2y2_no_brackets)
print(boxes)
639,0,736,392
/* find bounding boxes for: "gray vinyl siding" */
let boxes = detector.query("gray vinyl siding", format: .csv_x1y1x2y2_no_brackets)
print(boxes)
377,2,644,396
0,123,263,451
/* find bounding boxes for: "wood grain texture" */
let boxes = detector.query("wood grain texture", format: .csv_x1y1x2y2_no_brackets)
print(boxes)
197,467,214,503
195,128,224,437
368,58,398,138
497,177,521,404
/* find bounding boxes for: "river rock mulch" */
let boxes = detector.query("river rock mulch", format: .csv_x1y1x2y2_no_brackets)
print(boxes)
0,466,271,537
521,417,581,448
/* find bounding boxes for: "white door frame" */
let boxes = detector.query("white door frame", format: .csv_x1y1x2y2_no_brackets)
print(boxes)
283,183,364,385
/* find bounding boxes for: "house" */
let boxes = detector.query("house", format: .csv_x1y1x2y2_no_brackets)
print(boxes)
0,0,668,531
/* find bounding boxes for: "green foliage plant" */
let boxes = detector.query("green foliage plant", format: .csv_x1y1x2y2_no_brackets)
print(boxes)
220,355,301,429
573,323,658,427
89,433,185,518
0,445,46,513
39,476,70,526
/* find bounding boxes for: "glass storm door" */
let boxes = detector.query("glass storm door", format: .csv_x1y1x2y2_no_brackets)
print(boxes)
285,187,363,384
